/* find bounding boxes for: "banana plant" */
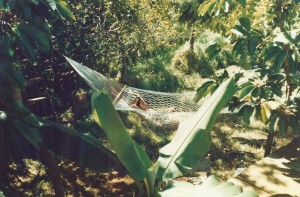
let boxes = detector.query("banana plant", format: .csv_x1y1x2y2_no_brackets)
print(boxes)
0,102,121,196
0,62,120,195
0,103,119,171
92,77,258,196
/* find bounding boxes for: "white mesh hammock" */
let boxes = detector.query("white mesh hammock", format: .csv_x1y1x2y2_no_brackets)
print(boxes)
65,57,204,129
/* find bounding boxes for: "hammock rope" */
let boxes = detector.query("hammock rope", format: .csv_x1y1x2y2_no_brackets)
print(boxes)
65,57,203,129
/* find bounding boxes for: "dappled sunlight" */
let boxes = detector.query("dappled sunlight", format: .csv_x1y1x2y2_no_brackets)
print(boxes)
1,0,298,196
230,137,300,196
272,137,300,185
209,113,295,182
2,159,137,196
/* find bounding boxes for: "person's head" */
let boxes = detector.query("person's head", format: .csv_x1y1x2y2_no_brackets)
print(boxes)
136,96,148,110
131,95,148,110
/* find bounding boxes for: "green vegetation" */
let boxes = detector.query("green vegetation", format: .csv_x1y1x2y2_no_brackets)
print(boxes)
192,0,300,156
0,0,299,196
91,79,256,196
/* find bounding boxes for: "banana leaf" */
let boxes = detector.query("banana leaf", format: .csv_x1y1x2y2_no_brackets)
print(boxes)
91,91,151,182
38,118,119,172
1,105,42,163
158,175,258,197
1,101,119,173
157,78,236,180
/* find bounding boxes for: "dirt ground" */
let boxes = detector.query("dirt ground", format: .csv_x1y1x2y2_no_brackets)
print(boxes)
1,114,294,196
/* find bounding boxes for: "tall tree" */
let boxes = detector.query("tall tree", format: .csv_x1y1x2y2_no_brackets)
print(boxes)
0,1,119,196
187,0,300,156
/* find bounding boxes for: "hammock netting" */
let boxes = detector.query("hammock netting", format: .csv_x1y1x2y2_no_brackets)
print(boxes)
66,57,203,129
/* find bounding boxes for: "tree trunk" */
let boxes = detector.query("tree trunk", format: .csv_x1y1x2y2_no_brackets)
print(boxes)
264,131,275,157
189,26,195,52
0,83,23,196
283,58,293,102
119,44,129,84
7,80,64,197
39,148,65,197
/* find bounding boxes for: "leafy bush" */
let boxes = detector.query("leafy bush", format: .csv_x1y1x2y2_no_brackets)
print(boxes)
124,46,180,92
191,0,300,156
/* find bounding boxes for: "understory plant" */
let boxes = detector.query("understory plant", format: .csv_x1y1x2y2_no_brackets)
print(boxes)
92,77,258,196
0,102,120,196
184,0,300,157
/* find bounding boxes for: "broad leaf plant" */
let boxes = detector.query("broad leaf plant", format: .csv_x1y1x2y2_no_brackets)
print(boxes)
0,1,119,196
192,0,300,156
92,77,258,196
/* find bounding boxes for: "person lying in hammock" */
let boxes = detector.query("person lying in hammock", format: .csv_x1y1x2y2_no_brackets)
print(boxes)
130,95,149,110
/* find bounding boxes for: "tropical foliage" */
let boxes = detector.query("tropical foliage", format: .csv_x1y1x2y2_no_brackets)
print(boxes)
1,0,298,195
0,1,119,196
191,0,300,156
0,0,74,161
92,78,257,196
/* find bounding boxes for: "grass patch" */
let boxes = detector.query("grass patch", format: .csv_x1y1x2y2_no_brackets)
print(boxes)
209,113,293,181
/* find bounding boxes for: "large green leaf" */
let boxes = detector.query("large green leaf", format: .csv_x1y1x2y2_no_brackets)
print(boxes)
269,113,279,133
198,1,215,16
43,0,56,10
92,91,151,181
28,17,51,34
157,78,236,181
14,17,51,58
146,162,160,196
1,105,42,162
39,118,120,172
30,0,40,5
6,0,16,10
264,46,281,62
20,1,31,17
1,102,119,171
233,39,245,56
261,87,271,99
158,175,258,197
56,0,76,21
278,116,287,134
271,85,283,97
9,105,42,148
194,80,215,102
233,25,247,36
251,87,260,98
239,17,251,32
274,50,287,71
237,0,246,7
19,22,50,51
242,105,254,125
0,34,14,57
14,119,41,149
288,116,300,133
1,123,37,162
291,72,300,85
206,43,221,61
248,36,257,56
14,27,36,61
238,84,254,100
0,66,27,89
